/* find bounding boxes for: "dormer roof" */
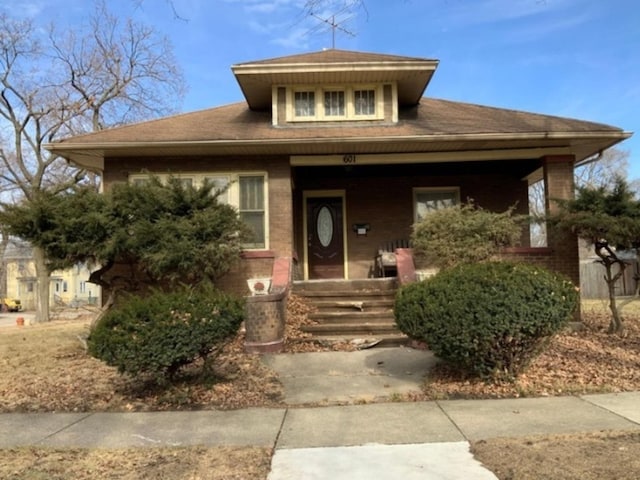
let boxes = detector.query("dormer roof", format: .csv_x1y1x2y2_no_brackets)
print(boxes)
232,49,439,110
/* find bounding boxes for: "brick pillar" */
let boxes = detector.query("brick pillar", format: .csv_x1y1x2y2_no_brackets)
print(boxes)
543,155,579,285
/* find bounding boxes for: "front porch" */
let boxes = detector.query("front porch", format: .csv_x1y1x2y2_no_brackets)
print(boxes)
291,156,578,285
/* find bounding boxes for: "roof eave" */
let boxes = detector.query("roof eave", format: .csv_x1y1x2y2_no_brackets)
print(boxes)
45,130,632,170
232,60,439,109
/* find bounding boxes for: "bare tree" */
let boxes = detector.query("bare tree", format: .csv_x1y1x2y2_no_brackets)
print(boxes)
0,4,185,322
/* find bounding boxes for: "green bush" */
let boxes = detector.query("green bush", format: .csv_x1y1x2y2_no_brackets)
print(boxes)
411,203,525,270
88,284,244,385
395,262,578,380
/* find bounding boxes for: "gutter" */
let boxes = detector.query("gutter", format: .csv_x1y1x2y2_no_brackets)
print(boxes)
44,130,633,153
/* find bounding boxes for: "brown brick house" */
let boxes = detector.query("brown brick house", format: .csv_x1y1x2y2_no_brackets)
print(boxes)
46,49,631,294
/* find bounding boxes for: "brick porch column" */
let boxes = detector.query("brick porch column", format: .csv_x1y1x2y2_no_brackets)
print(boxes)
543,155,579,285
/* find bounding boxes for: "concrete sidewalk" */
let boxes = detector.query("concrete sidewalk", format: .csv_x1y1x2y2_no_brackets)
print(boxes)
1,348,639,479
1,393,638,478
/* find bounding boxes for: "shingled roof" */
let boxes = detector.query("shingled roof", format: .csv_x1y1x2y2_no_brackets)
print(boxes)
46,49,631,168
47,97,629,165
234,49,435,66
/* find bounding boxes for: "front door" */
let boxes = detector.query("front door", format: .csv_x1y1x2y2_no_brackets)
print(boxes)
306,196,345,279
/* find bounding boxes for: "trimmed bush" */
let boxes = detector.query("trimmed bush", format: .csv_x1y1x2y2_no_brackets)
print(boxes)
411,203,525,270
395,262,578,380
88,284,244,385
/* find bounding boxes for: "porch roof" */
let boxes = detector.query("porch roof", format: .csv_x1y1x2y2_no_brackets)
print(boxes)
46,97,631,171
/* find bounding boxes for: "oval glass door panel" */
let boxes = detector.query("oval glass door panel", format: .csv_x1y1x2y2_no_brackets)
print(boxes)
317,206,334,247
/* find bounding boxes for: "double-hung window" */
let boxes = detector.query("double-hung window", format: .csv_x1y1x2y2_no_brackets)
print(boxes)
239,175,266,249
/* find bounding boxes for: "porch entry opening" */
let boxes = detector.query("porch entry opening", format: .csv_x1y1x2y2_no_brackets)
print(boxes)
306,196,345,279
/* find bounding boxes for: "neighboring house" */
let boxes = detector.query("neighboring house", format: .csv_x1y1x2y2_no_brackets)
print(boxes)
3,239,100,310
45,49,631,294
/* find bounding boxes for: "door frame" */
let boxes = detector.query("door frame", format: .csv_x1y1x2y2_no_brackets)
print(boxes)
302,190,349,280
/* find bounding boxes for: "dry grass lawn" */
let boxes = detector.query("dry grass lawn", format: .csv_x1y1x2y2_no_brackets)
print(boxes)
0,446,271,480
1,298,639,479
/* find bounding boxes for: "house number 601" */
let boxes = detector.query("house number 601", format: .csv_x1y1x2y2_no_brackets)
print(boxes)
343,154,356,164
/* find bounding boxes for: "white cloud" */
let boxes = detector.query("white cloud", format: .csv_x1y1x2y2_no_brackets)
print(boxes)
271,25,310,48
0,0,46,17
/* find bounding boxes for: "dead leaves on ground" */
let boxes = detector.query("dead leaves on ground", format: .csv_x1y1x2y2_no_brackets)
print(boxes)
1,301,640,412
423,311,640,399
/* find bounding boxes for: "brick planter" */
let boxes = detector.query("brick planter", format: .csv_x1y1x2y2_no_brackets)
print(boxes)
244,289,286,354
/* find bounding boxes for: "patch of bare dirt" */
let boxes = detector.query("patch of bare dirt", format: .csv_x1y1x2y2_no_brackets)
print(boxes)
472,430,640,480
0,446,271,480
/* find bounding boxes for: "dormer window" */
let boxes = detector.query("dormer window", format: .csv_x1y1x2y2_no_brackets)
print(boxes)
287,85,384,122
295,91,315,117
324,90,345,117
354,89,376,116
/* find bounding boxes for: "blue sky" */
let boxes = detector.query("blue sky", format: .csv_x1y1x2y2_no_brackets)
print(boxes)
3,0,639,177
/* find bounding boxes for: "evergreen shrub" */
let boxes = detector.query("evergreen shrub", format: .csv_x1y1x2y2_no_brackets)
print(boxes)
395,262,578,380
88,284,244,385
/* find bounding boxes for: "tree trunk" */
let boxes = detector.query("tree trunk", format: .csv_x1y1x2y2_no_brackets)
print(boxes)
33,246,50,322
604,261,624,334
594,241,625,335
0,230,10,299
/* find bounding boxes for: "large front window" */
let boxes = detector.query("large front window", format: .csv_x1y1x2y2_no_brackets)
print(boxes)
414,187,460,222
129,172,268,249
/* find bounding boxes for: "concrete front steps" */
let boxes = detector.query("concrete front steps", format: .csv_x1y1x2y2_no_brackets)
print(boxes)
292,278,408,347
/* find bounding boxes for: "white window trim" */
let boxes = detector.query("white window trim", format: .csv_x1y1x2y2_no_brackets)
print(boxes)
128,171,269,250
413,187,461,223
286,84,384,122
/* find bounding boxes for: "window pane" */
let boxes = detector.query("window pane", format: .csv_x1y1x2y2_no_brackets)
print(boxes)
355,89,375,115
240,212,265,248
204,176,230,204
415,191,458,221
239,176,264,210
295,91,315,117
324,91,345,116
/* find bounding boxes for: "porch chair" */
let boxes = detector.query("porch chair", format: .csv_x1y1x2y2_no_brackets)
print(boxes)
376,239,410,277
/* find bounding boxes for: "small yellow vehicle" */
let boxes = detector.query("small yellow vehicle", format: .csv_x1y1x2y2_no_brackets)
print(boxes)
3,298,22,312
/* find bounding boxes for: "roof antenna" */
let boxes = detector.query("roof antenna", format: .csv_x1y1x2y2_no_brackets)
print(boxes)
309,8,356,49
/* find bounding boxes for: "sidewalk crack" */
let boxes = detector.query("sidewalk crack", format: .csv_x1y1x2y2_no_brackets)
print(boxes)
37,412,95,445
271,408,289,454
435,401,469,442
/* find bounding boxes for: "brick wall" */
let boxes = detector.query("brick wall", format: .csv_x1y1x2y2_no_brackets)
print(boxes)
542,156,579,285
102,155,293,296
293,161,532,278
